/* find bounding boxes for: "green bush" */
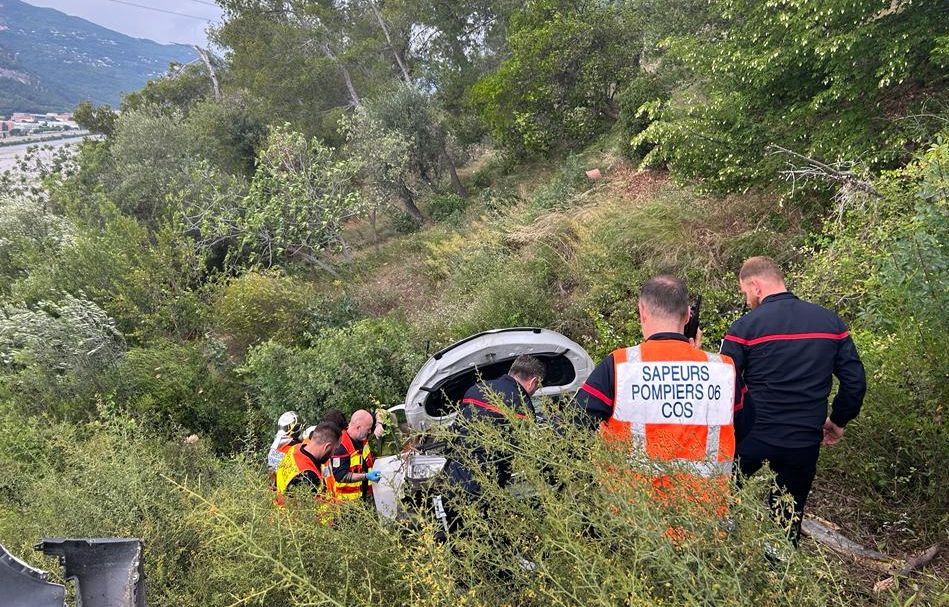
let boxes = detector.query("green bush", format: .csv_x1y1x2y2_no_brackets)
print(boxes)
389,208,424,233
428,192,469,222
12,208,208,343
240,316,423,425
0,195,72,297
109,339,247,451
0,404,226,605
0,294,126,420
616,75,668,160
211,270,318,354
475,181,521,215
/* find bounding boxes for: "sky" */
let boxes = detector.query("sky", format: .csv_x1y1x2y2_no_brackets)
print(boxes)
23,0,224,46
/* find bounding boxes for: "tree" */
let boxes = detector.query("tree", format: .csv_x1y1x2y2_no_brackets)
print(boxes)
364,84,468,198
72,100,117,137
106,106,202,226
343,104,421,223
469,0,642,157
184,97,268,177
191,125,362,273
120,60,219,114
214,0,399,139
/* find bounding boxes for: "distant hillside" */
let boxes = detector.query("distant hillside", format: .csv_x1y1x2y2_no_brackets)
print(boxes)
0,0,197,114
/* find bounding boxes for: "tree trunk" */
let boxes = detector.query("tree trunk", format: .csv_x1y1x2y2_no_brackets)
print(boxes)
369,1,412,84
398,182,424,221
194,46,221,101
443,143,468,198
370,207,380,253
320,42,361,107
294,251,341,277
338,234,353,264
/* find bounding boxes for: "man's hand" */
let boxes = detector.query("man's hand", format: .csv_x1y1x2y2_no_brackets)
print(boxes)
821,418,844,446
689,327,703,350
373,420,384,439
366,470,382,482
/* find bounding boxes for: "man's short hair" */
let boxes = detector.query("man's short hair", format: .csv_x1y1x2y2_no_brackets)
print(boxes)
509,354,546,382
639,275,689,318
320,408,348,430
309,422,341,445
739,256,785,283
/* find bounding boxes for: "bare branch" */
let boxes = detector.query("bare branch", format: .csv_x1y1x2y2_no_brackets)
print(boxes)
767,144,882,198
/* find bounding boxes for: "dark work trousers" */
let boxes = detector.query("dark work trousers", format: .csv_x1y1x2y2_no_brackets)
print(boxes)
736,435,820,546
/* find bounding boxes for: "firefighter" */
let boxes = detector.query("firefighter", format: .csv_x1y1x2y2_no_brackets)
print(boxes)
436,355,545,538
321,408,348,431
574,275,741,516
267,411,303,489
329,410,381,502
274,422,342,507
721,256,866,545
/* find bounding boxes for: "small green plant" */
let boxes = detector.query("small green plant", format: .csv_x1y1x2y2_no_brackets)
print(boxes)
428,192,469,222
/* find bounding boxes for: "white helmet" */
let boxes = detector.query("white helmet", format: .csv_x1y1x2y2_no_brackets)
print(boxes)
277,411,300,434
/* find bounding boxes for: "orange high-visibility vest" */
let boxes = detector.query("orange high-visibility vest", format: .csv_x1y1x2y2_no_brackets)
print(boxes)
329,431,375,501
274,444,330,507
600,339,736,509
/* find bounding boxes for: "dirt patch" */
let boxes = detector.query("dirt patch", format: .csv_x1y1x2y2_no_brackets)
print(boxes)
355,259,433,318
606,165,671,200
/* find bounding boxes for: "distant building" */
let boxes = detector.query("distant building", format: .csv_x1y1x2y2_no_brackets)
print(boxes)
11,112,34,122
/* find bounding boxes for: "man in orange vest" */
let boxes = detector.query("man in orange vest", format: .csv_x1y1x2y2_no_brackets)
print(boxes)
329,409,381,502
267,411,303,489
275,422,342,506
574,275,741,514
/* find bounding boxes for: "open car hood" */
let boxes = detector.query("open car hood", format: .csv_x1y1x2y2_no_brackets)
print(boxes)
402,328,594,430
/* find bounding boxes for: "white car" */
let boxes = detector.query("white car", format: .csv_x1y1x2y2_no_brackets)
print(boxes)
372,327,594,519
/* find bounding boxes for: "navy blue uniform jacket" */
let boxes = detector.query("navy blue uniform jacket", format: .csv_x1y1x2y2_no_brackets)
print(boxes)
444,374,535,496
721,292,866,448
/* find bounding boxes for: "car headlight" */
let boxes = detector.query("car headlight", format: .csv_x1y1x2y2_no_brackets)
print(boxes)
410,464,440,480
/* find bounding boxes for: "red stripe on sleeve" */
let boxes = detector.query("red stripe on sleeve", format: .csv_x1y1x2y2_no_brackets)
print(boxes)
735,386,747,412
724,331,849,347
580,383,614,407
462,398,527,419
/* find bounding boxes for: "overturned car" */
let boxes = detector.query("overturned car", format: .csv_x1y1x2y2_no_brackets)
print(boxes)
371,327,594,519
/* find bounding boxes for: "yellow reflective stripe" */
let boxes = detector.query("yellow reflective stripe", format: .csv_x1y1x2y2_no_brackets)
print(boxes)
275,446,301,495
330,442,373,499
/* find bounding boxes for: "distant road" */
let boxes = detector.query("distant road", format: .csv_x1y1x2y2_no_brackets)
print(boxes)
0,134,94,174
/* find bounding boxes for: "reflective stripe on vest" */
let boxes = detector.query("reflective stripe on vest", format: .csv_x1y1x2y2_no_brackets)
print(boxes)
601,343,736,478
330,431,374,500
461,397,529,419
275,444,325,505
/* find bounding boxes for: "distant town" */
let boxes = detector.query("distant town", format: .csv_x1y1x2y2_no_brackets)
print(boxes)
1,111,80,138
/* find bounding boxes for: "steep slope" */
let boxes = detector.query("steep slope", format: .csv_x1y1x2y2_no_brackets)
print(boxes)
0,0,197,113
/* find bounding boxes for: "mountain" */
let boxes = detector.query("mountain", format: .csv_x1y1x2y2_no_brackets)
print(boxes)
0,0,197,115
